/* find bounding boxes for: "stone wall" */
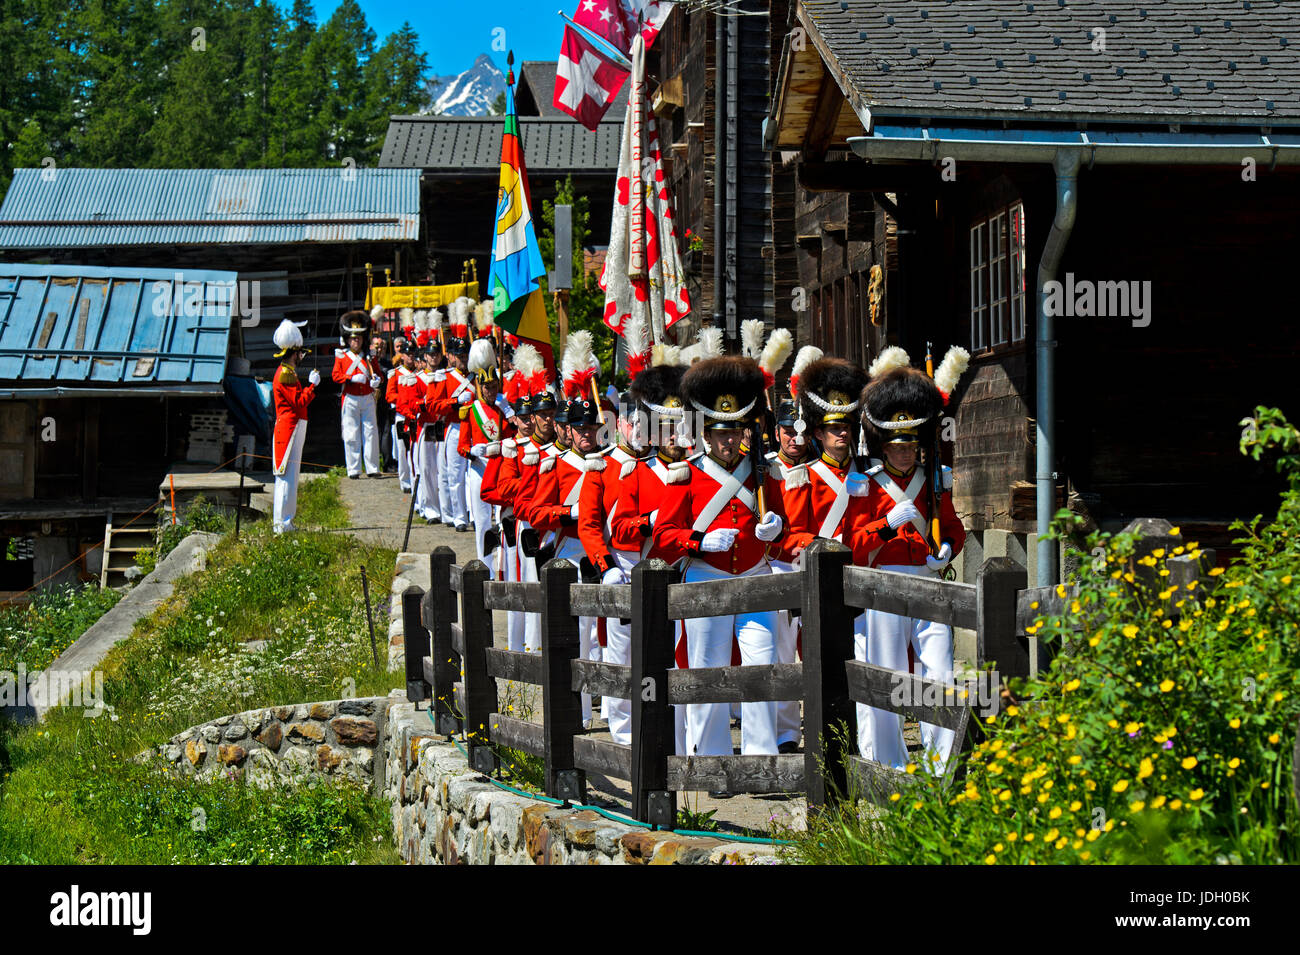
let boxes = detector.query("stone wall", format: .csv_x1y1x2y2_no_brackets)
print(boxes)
152,695,399,791
384,701,782,865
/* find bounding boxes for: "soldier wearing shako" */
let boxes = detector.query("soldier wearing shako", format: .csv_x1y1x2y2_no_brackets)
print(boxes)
330,307,383,478
386,319,416,493
461,336,511,564
843,346,969,771
270,319,320,533
409,310,444,523
653,356,800,759
521,330,604,725
390,341,421,498
431,304,474,532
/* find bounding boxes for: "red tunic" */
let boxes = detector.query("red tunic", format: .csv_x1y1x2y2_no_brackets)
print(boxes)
783,452,855,550
272,363,315,471
429,369,474,422
385,366,402,407
653,452,797,574
522,448,588,552
842,465,966,567
577,444,641,575
610,453,691,564
458,397,508,459
512,439,558,524
330,348,379,404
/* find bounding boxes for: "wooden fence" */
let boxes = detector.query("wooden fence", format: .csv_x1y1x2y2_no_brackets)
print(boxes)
402,520,1216,825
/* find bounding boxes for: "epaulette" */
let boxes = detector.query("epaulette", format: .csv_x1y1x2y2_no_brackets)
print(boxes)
502,438,517,459
458,406,469,420
667,460,692,484
687,451,705,463
522,449,540,466
334,347,346,357
865,463,884,477
433,370,447,382
398,373,417,386
277,365,298,386
584,453,606,472
540,456,556,474
485,441,501,458
783,464,810,490
620,457,638,479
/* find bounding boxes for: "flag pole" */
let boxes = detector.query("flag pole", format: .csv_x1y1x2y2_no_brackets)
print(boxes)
557,10,634,68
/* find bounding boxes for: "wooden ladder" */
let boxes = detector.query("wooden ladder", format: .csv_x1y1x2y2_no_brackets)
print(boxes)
100,512,154,589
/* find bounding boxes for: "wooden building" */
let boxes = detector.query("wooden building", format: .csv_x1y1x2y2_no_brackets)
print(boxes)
768,0,1300,583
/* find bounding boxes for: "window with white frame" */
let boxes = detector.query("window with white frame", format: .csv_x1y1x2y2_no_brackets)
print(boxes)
970,202,1027,350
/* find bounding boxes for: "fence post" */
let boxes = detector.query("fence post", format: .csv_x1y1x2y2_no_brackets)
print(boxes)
460,559,497,773
424,546,460,736
977,557,1029,678
539,558,585,803
402,585,429,704
629,558,679,826
802,539,855,810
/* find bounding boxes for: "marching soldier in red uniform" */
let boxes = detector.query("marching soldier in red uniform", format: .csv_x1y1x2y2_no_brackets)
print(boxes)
461,337,511,564
653,356,800,758
843,346,969,771
506,365,560,652
271,319,319,533
330,309,382,479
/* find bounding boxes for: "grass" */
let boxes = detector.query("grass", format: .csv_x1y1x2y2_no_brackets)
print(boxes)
297,467,350,529
0,477,402,864
0,583,122,673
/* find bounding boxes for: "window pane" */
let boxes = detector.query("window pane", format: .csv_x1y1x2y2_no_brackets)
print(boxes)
1010,203,1026,342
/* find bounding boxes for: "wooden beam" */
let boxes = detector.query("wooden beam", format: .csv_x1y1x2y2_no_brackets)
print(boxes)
797,161,942,194
804,72,845,157
667,663,803,704
667,754,805,794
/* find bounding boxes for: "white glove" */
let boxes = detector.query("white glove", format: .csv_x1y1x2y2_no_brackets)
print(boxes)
755,511,783,542
601,567,628,586
350,372,367,384
886,499,922,529
700,528,739,553
925,541,953,572
570,502,580,520
470,443,487,457
846,472,872,497
308,369,321,386
369,375,382,390
457,390,472,405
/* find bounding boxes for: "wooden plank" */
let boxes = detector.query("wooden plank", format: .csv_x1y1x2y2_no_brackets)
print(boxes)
844,660,970,731
977,557,1030,677
402,586,430,704
842,565,978,629
453,681,464,716
847,755,918,807
573,735,633,781
568,582,632,619
483,581,543,613
449,622,465,657
666,754,805,794
1016,584,1076,635
449,563,464,594
665,571,802,619
801,540,856,808
489,713,545,757
425,547,461,735
460,560,497,762
571,658,633,698
485,647,544,685
630,559,679,825
540,558,586,802
667,663,802,704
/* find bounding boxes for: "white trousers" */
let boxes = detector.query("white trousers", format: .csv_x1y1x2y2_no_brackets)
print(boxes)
600,549,638,745
854,563,956,773
770,558,801,748
555,538,599,725
518,521,541,652
393,414,412,490
504,529,525,652
415,428,440,520
466,459,495,561
341,392,380,477
273,420,306,533
437,424,468,527
683,560,778,757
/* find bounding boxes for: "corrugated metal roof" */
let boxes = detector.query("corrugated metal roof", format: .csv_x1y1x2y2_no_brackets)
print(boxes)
0,168,420,249
0,263,236,388
802,0,1300,123
380,115,622,173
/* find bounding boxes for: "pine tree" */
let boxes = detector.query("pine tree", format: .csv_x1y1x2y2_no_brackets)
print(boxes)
269,0,322,166
365,22,430,151
74,0,166,167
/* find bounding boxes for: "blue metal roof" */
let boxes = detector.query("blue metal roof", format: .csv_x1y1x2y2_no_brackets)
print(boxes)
0,168,420,249
0,263,237,389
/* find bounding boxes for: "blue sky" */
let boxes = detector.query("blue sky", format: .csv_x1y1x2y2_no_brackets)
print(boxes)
307,1,564,77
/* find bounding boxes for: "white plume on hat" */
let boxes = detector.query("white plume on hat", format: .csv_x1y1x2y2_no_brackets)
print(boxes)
561,329,597,381
369,304,385,322
413,309,430,333
741,319,765,359
448,297,469,324
428,307,444,331
868,345,912,379
469,338,497,375
398,307,414,327
512,343,543,379
934,346,971,398
475,300,495,335
759,327,794,378
681,326,724,364
652,343,682,366
272,318,307,352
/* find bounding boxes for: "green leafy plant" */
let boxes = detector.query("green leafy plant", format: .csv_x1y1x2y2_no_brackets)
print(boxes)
0,582,122,672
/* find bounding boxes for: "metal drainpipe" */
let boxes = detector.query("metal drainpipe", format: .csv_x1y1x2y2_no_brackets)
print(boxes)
712,11,727,333
1035,148,1081,586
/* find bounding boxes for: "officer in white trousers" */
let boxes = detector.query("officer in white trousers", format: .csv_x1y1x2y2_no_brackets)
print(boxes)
330,310,382,478
436,315,472,532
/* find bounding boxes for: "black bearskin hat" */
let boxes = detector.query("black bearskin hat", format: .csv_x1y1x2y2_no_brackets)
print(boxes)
860,350,945,452
799,358,869,429
681,356,766,431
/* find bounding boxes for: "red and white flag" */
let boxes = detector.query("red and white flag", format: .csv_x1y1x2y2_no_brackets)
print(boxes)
554,26,630,132
599,32,691,342
573,0,673,55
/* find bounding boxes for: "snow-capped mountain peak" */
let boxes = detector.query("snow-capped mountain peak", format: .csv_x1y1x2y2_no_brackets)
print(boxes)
429,53,507,116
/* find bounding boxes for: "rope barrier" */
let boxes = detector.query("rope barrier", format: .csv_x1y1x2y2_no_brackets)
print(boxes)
433,711,791,847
